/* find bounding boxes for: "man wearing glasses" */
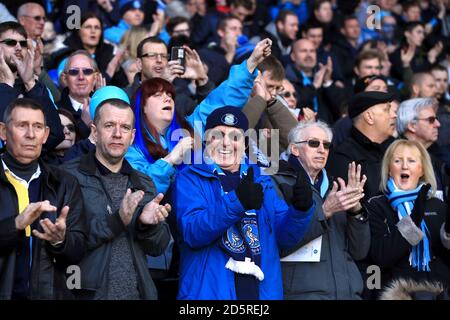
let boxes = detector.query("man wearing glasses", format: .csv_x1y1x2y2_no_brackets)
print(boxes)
0,21,63,153
272,120,369,300
396,97,448,201
17,3,46,41
127,36,214,117
57,50,100,139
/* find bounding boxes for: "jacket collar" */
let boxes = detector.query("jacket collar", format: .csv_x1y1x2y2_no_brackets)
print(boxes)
188,161,258,180
350,126,394,154
79,150,147,190
0,155,57,193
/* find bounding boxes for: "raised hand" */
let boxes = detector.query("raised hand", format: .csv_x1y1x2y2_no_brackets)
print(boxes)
81,97,92,126
410,184,431,226
322,177,364,218
15,200,57,235
401,44,415,67
139,193,171,225
247,38,272,73
302,107,317,121
428,41,443,64
32,205,69,245
149,9,165,36
94,72,106,91
313,63,327,89
345,162,367,214
164,136,194,166
323,56,333,83
162,59,185,83
253,72,271,102
106,48,125,78
292,167,313,211
119,188,145,226
33,37,44,77
0,47,15,87
346,162,367,192
180,46,208,85
11,39,35,90
235,167,264,210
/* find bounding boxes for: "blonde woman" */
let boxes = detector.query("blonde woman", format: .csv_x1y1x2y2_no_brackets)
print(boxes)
367,139,450,292
120,26,152,59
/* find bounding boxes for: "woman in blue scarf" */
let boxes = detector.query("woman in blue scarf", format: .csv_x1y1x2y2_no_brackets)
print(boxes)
367,139,450,292
125,38,273,194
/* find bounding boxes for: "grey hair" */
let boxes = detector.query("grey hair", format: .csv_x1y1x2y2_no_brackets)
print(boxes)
63,50,99,73
287,120,333,155
396,98,437,136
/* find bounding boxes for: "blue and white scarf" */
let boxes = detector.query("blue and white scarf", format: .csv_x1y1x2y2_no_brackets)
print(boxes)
214,163,263,281
288,154,329,198
386,178,431,272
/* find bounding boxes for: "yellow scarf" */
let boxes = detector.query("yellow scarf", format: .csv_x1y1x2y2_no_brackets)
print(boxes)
4,170,31,237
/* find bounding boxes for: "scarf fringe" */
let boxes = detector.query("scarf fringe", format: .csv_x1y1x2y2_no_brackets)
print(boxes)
225,257,265,281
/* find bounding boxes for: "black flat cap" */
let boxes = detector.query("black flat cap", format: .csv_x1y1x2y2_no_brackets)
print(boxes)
348,91,395,119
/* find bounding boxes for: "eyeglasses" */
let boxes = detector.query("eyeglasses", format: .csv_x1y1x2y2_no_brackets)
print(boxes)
66,68,96,76
140,52,170,60
22,15,47,22
295,139,331,150
0,39,28,48
416,116,439,124
282,91,297,99
63,124,76,132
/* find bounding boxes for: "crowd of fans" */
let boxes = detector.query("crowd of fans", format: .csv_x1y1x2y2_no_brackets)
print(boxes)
1,0,450,300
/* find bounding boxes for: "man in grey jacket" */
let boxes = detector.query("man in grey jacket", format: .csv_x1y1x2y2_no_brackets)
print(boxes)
272,120,370,300
63,86,171,299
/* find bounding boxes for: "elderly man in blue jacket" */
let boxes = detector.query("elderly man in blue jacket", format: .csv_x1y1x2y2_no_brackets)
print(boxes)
174,106,315,300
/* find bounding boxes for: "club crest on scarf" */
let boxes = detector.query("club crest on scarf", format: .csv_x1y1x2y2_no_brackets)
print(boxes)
222,216,261,255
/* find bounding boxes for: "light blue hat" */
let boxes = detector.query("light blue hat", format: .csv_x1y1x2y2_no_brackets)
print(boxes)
90,86,130,118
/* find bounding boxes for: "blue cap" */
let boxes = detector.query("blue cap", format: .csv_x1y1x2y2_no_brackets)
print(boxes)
120,0,142,16
205,106,249,132
90,86,130,118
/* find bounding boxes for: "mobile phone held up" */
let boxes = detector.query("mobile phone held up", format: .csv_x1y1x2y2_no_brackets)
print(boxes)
171,46,185,68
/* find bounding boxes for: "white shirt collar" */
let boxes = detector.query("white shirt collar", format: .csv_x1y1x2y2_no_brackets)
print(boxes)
2,159,42,188
69,95,84,112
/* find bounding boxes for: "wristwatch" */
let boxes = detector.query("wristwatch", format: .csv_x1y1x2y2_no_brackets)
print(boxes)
348,206,368,222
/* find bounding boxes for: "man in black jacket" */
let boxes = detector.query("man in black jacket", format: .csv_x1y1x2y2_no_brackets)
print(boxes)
0,98,87,299
63,93,171,299
327,91,397,203
285,38,346,123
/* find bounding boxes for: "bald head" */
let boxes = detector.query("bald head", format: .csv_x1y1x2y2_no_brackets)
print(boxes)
17,3,45,39
290,39,317,73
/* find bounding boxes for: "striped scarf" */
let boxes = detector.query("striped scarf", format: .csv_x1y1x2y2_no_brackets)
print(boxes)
386,178,431,272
